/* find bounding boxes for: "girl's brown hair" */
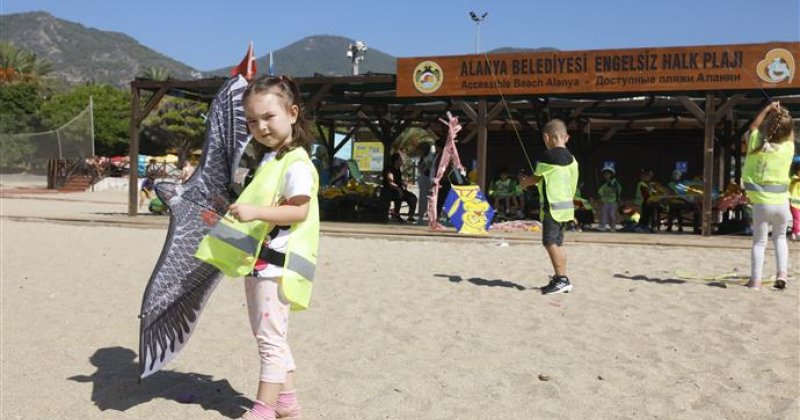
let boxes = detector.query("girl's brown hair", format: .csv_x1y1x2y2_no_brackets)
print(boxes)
243,75,314,158
756,106,794,152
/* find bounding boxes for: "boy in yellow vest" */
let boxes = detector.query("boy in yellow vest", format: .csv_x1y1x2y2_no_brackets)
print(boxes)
519,119,579,294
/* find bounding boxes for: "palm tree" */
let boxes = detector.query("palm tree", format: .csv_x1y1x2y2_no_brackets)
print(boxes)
138,67,171,81
394,126,435,155
0,42,52,84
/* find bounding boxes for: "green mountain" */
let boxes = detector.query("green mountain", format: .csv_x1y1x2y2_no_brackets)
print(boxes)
209,35,396,77
0,11,202,87
1,11,557,86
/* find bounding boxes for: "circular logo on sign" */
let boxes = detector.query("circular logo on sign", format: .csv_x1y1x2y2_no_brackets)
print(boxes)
756,48,794,83
413,61,443,94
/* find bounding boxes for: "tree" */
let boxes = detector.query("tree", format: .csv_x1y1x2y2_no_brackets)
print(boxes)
0,42,52,85
0,83,44,133
39,84,130,156
141,97,207,167
394,127,435,155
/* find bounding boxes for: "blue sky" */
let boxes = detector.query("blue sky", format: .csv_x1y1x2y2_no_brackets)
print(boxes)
3,0,799,71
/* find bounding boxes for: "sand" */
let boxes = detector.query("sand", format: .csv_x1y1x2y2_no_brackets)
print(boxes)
1,191,798,419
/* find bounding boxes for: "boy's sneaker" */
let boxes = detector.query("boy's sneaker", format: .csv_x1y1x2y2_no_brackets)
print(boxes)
541,276,572,295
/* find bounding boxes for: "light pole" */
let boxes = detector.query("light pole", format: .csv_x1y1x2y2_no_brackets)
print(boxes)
346,41,368,75
469,11,488,54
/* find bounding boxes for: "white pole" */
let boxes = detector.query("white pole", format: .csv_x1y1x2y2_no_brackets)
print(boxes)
476,23,480,54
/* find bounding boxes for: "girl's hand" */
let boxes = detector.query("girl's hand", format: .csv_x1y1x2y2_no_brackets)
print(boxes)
769,101,782,112
228,203,259,222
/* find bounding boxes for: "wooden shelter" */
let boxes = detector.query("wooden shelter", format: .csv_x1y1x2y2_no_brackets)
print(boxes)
129,41,800,236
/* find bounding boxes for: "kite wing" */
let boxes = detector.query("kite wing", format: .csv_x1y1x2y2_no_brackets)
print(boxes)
138,76,250,379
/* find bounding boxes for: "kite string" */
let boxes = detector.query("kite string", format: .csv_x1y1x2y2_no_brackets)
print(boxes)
481,50,536,174
722,45,772,102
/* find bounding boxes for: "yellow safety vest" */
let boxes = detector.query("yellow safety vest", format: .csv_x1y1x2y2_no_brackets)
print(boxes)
742,129,795,205
535,159,579,222
598,179,621,204
790,176,800,209
195,147,320,310
634,181,650,207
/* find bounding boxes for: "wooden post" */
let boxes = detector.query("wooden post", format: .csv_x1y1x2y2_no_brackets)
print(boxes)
702,93,716,236
128,85,140,216
722,110,733,187
477,99,488,190
326,121,336,170
721,109,733,222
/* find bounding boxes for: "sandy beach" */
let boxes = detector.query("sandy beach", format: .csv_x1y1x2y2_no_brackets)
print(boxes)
1,190,798,419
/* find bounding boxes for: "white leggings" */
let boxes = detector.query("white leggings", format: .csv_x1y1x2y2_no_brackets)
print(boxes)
245,276,295,383
750,204,791,281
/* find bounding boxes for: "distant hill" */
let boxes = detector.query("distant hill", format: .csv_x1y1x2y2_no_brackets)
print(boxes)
0,11,203,87
1,11,559,86
209,35,396,77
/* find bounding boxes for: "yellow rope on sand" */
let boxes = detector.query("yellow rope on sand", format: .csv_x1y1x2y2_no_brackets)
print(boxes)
673,270,776,286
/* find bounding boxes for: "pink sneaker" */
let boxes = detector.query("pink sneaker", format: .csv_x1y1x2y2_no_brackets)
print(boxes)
276,390,302,419
240,400,277,420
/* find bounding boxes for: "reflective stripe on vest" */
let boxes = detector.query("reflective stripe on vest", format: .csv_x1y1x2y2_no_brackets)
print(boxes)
286,251,316,281
549,200,575,211
208,220,261,255
744,183,788,193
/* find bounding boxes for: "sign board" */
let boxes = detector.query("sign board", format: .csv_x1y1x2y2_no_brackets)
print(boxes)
352,142,384,172
397,42,800,97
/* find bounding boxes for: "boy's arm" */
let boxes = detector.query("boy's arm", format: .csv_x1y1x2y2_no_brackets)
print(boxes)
229,195,311,225
518,175,540,188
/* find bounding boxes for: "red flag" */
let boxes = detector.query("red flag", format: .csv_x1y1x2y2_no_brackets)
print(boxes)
230,41,257,80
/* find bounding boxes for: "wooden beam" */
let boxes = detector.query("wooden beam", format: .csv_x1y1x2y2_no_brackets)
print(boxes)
462,102,507,144
304,82,333,112
356,110,383,140
454,100,478,122
677,96,705,122
136,87,168,126
713,94,745,124
702,93,716,237
487,101,506,121
461,130,478,144
333,122,361,154
128,85,141,216
477,100,488,190
566,104,588,129
600,127,619,142
325,121,335,170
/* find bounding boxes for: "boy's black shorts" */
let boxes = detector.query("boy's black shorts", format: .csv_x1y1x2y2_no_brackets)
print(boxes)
541,211,566,246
